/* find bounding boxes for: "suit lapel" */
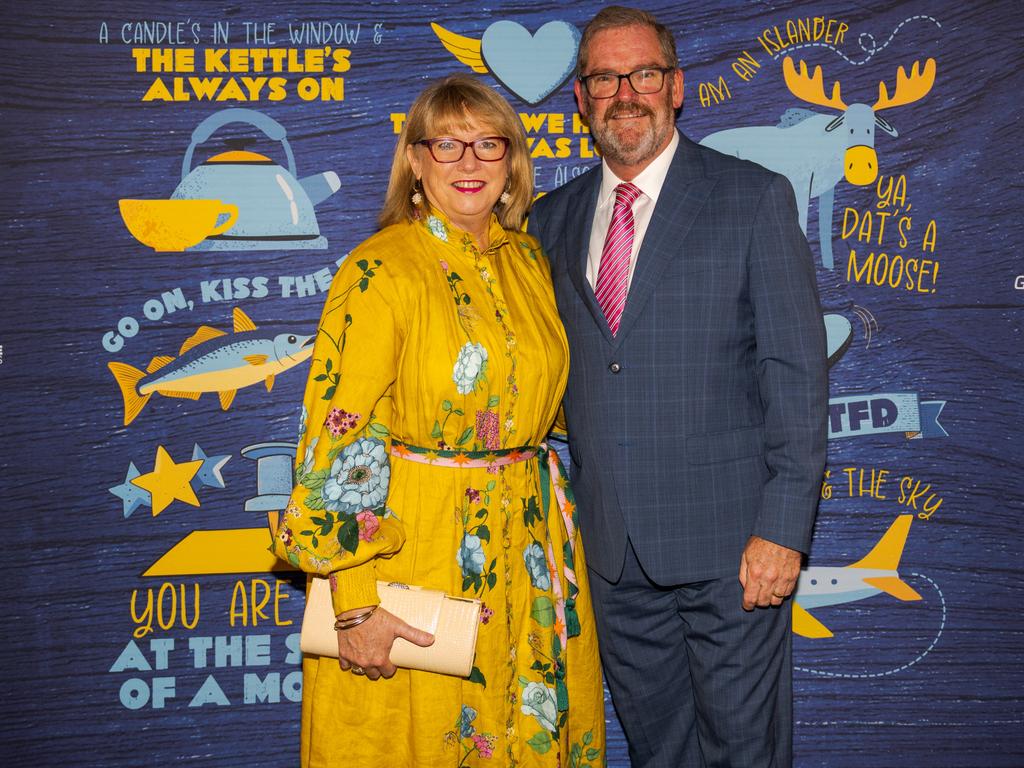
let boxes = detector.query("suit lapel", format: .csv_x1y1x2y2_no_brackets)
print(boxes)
613,137,717,347
564,170,615,342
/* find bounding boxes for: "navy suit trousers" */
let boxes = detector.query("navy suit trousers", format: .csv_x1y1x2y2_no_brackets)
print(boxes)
589,542,793,768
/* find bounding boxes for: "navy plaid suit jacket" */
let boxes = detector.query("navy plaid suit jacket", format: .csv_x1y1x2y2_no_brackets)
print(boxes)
529,134,828,584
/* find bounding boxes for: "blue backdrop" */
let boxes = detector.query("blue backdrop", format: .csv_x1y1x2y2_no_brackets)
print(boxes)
2,1,1022,765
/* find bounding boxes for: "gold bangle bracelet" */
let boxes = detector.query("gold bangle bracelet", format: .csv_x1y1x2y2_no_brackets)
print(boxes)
334,605,377,631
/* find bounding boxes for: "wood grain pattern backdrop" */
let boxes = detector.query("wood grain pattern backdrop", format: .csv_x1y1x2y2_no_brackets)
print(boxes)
1,0,1021,765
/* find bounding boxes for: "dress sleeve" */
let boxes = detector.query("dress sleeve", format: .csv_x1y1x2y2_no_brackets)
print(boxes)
269,248,406,614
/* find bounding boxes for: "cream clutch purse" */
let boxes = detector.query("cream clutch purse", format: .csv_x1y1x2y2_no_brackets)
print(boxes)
300,577,482,677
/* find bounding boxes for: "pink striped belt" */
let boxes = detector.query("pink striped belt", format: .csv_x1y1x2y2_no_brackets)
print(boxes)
388,439,582,642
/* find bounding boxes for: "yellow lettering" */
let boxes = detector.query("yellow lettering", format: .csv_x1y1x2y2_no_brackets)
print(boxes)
229,48,249,73
331,49,352,73
520,113,549,133
530,137,556,159
922,220,937,252
847,249,872,283
841,207,861,239
268,77,288,101
251,579,272,625
296,76,320,100
205,49,228,73
318,76,345,101
229,580,248,626
181,583,200,630
130,588,154,639
157,582,177,630
141,77,174,102
274,580,293,626
241,76,267,100
189,77,222,100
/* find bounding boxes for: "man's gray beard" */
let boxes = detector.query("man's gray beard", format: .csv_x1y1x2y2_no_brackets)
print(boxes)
589,91,676,168
595,117,673,168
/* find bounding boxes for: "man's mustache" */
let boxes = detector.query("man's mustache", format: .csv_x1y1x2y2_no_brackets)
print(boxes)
605,101,655,119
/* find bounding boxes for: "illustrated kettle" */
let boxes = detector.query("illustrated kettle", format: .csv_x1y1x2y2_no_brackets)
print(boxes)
171,108,340,251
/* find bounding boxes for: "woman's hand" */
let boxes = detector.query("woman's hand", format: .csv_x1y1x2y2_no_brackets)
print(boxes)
336,607,434,680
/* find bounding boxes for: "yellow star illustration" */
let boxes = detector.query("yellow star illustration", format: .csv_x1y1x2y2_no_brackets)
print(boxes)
131,445,203,516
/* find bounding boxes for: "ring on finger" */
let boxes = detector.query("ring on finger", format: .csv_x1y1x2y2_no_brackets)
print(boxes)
351,666,365,675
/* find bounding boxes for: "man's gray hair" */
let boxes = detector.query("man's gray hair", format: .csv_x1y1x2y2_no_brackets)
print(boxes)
577,6,679,75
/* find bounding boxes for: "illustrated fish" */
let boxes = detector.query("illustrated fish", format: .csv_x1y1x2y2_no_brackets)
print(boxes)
109,307,315,425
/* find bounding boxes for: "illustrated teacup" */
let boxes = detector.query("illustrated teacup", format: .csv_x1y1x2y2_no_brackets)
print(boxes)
119,199,239,252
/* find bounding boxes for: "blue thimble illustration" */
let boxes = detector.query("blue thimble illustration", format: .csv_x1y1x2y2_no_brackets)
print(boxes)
241,441,297,512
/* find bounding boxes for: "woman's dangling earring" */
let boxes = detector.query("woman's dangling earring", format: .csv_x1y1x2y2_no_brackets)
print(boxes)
499,180,511,205
411,179,424,207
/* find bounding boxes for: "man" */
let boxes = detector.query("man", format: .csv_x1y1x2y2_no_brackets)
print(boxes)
528,6,828,767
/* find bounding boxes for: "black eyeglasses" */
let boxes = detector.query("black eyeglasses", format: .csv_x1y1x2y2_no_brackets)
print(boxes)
414,136,510,163
578,67,674,99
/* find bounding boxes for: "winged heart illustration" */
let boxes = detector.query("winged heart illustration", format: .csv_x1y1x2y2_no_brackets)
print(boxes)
432,20,581,106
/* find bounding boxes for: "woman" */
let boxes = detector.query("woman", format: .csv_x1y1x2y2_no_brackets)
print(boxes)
271,74,605,767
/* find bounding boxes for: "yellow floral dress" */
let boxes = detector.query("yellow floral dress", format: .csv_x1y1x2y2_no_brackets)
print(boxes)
270,210,605,768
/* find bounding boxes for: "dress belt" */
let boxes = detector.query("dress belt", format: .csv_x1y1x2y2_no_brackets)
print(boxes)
389,440,541,468
389,439,582,641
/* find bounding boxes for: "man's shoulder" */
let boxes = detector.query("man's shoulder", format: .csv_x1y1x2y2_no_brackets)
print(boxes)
532,165,599,219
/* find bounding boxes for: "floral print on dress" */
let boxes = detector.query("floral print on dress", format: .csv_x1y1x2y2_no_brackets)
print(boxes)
457,533,486,577
446,705,497,765
439,259,481,336
471,734,496,758
521,681,559,733
453,342,488,395
323,437,390,515
475,409,500,450
325,407,360,438
427,214,449,242
469,237,520,444
269,217,604,765
298,437,318,480
458,482,498,594
523,542,552,591
568,730,603,768
356,510,381,542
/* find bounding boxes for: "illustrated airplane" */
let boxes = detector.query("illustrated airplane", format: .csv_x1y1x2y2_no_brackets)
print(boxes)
793,514,922,638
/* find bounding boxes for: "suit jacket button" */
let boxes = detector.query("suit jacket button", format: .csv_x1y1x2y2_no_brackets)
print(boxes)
609,362,622,373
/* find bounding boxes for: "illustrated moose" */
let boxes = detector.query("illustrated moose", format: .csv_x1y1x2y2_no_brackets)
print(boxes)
700,57,936,269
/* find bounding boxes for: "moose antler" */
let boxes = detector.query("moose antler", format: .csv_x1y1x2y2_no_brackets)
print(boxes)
783,58,847,110
873,59,936,110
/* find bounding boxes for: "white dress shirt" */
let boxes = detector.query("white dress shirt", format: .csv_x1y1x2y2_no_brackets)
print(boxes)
586,130,680,291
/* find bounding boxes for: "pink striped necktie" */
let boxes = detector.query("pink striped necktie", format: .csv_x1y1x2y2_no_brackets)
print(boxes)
595,182,642,335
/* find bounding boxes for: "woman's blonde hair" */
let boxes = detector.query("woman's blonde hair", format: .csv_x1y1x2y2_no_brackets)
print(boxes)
379,74,533,231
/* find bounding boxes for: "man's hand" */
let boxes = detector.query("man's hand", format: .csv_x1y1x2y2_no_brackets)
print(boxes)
336,607,434,680
739,535,802,611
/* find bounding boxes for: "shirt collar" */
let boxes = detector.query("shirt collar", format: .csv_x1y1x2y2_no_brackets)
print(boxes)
421,207,509,252
598,129,679,208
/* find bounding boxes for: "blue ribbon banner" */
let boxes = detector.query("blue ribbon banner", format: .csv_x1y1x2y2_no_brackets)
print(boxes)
828,393,948,440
